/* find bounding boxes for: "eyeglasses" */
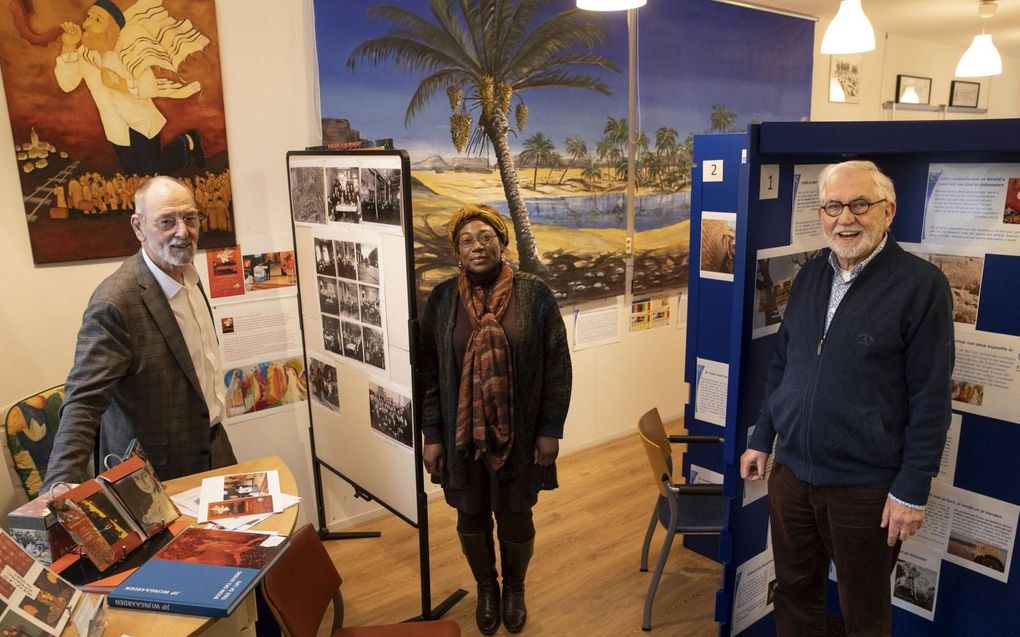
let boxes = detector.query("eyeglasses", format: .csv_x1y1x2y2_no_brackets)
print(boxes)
458,232,498,249
820,198,887,217
150,213,207,231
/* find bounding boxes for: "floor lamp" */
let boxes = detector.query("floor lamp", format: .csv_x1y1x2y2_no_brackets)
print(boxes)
579,0,644,300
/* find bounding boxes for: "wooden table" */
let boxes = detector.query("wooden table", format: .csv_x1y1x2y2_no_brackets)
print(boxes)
62,455,299,636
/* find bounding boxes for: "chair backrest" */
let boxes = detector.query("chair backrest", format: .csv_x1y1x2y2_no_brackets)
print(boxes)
638,408,674,497
1,385,65,509
263,523,343,637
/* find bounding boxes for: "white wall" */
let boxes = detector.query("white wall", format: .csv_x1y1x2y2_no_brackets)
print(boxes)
0,0,689,531
810,17,1020,122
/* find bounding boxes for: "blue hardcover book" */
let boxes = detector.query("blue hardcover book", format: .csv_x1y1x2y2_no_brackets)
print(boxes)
107,527,287,617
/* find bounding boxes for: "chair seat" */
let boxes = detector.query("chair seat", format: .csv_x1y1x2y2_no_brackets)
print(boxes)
656,493,728,534
335,620,461,637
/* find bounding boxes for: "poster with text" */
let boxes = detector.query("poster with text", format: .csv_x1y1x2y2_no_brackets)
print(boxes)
923,163,1020,254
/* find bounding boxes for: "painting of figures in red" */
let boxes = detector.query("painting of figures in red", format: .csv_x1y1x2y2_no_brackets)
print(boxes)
0,0,234,263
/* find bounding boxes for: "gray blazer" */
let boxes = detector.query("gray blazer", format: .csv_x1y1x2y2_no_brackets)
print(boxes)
43,250,215,488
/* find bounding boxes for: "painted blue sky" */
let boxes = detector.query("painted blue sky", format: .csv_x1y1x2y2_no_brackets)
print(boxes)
315,0,813,162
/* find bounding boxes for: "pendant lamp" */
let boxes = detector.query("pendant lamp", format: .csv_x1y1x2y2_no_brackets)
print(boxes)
820,0,876,55
955,2,1002,77
577,0,646,10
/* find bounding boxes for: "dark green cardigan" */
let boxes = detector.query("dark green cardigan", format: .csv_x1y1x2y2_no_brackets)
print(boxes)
419,272,572,495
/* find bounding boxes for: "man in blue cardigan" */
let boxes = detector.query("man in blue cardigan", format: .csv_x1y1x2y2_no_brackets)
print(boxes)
740,161,954,636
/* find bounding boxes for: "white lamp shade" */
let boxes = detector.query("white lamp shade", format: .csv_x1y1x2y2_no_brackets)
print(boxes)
956,34,1003,77
820,0,876,55
577,0,646,10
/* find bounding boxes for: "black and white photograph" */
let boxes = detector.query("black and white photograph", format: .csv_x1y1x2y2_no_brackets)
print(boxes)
338,280,360,321
314,237,336,276
360,167,402,226
322,315,342,355
359,284,382,327
335,240,358,280
317,276,339,315
327,167,361,223
342,320,364,361
363,325,386,371
308,357,340,412
828,54,861,104
369,381,412,448
357,242,380,283
289,166,327,224
894,559,938,612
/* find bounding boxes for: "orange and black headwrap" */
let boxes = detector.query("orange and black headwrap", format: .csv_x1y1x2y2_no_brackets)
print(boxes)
447,204,510,252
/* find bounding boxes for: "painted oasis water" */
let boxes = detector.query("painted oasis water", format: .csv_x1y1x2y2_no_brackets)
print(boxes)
486,192,690,231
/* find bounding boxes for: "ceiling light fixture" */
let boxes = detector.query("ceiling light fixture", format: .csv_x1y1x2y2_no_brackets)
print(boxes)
820,0,876,55
576,0,646,10
956,1,1002,77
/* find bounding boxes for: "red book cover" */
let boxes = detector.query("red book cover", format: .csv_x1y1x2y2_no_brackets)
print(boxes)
47,481,145,572
153,527,283,569
205,245,245,298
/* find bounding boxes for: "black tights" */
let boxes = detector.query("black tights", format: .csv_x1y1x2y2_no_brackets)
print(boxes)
457,510,535,543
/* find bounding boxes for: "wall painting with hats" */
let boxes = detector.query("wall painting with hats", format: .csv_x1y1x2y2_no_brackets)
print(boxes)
316,0,812,308
0,0,234,264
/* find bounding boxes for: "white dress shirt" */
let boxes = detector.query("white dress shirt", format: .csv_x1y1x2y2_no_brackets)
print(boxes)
142,249,225,427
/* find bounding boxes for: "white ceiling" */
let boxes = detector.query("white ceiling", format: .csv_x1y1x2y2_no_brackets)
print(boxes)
733,0,1020,60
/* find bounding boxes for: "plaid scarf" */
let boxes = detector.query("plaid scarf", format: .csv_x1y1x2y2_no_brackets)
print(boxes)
455,264,515,471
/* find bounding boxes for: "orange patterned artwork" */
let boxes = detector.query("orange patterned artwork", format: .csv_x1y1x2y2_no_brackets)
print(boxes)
0,0,234,263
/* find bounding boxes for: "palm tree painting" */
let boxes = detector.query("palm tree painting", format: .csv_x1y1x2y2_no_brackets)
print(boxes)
347,0,617,276
319,0,813,305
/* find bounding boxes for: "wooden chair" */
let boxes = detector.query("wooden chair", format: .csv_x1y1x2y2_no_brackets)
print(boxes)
263,523,461,637
637,408,727,631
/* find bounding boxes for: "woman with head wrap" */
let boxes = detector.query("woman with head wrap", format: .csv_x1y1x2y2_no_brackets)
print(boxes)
419,204,572,634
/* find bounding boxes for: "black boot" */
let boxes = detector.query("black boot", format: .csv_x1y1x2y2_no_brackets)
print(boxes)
459,532,500,635
500,537,534,633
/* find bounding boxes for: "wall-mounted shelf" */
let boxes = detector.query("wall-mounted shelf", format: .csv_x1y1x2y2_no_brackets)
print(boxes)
882,101,987,117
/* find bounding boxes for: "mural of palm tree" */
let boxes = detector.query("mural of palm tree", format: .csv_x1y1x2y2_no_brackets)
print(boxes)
581,158,602,190
347,1,617,276
599,116,627,182
710,103,737,132
559,136,588,185
519,132,557,190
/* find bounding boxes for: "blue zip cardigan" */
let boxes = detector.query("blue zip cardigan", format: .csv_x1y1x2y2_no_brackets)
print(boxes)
749,236,954,506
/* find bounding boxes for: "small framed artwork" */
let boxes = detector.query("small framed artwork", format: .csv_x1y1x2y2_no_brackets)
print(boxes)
828,54,862,104
949,81,981,108
895,74,932,105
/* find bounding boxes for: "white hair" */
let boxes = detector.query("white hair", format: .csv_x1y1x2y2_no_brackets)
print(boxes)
818,160,896,204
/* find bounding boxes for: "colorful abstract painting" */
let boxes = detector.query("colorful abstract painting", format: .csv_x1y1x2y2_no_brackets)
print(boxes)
315,0,812,306
0,0,234,264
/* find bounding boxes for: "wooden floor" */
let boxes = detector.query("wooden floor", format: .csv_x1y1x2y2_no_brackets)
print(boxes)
318,431,721,636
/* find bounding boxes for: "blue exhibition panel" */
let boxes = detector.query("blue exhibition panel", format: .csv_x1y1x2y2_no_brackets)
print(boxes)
686,120,1020,636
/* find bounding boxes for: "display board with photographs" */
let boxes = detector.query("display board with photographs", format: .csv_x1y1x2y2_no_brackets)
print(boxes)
287,151,418,525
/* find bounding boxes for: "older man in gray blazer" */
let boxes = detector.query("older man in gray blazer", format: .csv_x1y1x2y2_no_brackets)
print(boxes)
43,176,236,489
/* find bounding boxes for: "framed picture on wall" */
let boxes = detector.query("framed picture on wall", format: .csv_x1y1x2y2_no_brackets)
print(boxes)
895,74,932,105
949,81,981,108
828,54,862,103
